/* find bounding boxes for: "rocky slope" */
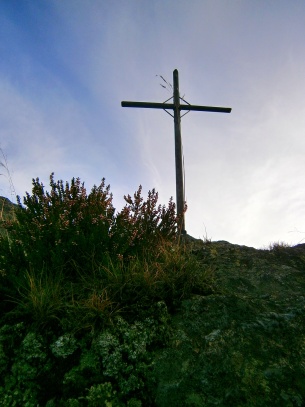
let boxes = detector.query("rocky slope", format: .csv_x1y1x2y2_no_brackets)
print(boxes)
152,240,305,406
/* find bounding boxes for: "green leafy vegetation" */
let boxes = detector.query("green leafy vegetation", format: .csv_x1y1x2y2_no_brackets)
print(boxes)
0,174,305,406
0,174,209,405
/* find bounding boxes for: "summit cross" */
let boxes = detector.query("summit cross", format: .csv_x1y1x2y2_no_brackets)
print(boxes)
121,69,231,235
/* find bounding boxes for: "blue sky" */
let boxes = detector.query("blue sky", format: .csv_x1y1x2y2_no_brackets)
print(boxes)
1,0,305,248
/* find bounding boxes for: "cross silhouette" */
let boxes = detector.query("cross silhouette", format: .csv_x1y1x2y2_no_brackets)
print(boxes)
122,69,231,235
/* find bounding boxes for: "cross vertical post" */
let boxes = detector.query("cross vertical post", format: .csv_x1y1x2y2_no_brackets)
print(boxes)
121,69,231,237
173,69,186,234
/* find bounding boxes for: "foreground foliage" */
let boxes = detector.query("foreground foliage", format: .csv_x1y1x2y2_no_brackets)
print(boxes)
0,303,170,406
0,175,209,405
1,176,305,405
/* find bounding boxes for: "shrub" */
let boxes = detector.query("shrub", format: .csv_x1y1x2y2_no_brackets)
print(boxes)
0,174,115,278
0,174,183,280
0,174,188,322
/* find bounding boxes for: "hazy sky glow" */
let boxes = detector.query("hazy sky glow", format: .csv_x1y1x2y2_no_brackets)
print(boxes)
1,0,305,248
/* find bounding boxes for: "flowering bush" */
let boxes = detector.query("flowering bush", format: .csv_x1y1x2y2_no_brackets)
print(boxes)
0,174,192,324
0,173,184,280
112,186,183,262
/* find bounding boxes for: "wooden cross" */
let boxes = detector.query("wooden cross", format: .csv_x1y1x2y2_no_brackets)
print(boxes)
122,69,231,235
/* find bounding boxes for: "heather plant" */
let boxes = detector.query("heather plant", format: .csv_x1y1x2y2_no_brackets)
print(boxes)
0,173,189,321
1,174,115,279
0,173,182,280
112,186,181,261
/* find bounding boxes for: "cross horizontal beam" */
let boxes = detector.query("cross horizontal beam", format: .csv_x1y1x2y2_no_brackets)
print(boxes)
121,101,231,113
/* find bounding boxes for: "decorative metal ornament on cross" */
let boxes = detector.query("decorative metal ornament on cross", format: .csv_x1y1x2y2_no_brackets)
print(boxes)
122,69,231,236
